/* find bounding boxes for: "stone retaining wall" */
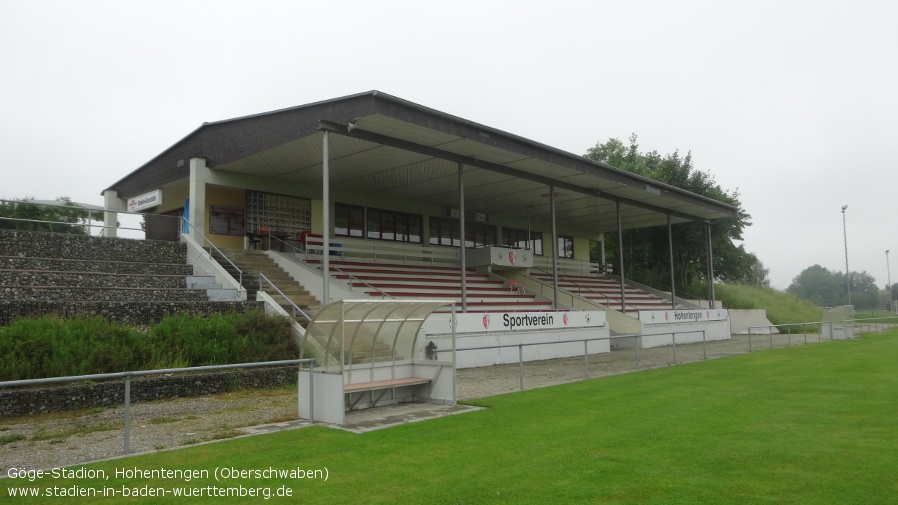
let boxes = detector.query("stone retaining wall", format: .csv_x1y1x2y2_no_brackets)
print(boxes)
0,230,186,264
0,256,193,275
0,270,187,289
3,286,209,303
0,300,264,326
0,366,299,417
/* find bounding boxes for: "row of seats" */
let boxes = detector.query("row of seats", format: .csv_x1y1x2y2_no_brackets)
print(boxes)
315,260,555,312
530,272,676,312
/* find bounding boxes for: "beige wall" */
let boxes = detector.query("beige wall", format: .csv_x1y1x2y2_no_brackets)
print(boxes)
145,168,602,257
204,185,246,249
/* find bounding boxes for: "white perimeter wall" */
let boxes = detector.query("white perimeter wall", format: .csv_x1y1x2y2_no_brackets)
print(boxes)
421,311,610,368
631,308,732,348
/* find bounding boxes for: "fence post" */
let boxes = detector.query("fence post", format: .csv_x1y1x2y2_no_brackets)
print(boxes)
634,335,640,370
518,344,524,390
749,330,753,352
787,325,791,347
309,359,315,425
702,330,707,360
803,324,808,344
583,340,589,379
769,329,773,349
671,332,677,364
124,374,132,454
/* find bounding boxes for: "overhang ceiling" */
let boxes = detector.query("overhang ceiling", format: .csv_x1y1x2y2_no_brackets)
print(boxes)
108,91,736,235
214,111,736,234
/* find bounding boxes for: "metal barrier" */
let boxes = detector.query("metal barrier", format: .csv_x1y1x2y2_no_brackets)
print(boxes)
0,359,315,454
748,321,829,350
848,317,898,334
436,330,706,391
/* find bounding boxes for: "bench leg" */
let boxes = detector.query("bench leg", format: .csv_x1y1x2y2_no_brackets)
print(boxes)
346,388,391,411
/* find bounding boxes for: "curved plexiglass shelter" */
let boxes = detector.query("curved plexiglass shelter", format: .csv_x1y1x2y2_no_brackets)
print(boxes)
298,300,457,424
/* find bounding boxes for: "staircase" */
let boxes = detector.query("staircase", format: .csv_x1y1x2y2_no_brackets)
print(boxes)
215,249,321,322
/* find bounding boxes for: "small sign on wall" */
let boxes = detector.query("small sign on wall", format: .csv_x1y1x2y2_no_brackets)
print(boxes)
209,206,245,236
127,190,161,212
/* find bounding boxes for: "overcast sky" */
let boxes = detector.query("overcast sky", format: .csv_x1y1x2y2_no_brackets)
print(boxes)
2,0,895,290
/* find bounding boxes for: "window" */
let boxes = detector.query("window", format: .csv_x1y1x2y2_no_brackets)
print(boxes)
246,191,311,236
429,217,496,248
502,227,543,255
367,208,421,243
557,235,574,258
334,203,364,237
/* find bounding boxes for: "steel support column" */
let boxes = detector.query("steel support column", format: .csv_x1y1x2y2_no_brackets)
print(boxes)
458,163,468,313
617,202,626,312
322,130,330,305
706,221,715,309
668,214,676,309
550,185,560,310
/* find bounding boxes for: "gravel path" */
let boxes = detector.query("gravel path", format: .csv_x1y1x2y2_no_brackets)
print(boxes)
0,332,836,472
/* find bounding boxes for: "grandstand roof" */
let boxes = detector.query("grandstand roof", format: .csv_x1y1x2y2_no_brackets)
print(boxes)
105,90,736,233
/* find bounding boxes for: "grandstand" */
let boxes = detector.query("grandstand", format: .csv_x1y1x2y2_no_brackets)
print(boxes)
100,90,737,363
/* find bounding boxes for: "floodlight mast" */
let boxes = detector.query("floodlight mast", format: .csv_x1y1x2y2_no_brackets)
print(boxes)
841,205,851,308
886,249,893,312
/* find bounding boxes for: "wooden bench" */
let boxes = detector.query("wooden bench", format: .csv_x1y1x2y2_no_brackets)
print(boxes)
344,377,432,411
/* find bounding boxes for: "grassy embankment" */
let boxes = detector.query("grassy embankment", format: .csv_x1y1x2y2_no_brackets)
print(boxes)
713,283,823,325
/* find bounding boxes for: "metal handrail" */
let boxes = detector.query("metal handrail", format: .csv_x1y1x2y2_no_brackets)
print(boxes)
258,272,313,322
0,358,316,454
531,266,641,313
0,215,102,235
266,231,312,263
181,217,243,288
266,233,395,300
330,265,396,300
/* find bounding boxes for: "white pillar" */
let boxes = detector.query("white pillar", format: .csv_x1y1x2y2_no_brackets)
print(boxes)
102,190,126,238
188,158,209,242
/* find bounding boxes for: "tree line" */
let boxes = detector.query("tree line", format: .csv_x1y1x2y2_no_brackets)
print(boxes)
0,197,101,234
584,134,765,293
787,265,890,310
584,135,890,310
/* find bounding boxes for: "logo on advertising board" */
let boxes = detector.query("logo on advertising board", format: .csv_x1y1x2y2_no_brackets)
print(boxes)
127,190,162,212
562,313,569,326
482,314,490,330
509,250,516,265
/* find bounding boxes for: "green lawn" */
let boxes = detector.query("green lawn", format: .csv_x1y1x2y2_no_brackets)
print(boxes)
3,331,898,504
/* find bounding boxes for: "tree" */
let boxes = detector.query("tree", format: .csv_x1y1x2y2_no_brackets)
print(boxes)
749,256,771,288
787,265,842,307
787,264,881,309
584,134,756,289
0,197,101,235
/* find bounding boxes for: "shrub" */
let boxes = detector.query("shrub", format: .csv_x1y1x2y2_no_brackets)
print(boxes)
0,311,297,381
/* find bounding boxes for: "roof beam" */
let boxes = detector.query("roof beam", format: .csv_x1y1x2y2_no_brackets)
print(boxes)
317,120,722,224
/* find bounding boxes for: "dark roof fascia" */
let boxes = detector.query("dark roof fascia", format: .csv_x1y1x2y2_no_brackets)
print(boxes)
104,90,736,219
368,92,737,217
103,91,383,196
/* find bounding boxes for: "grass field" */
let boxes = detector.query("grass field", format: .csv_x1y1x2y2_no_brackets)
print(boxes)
3,330,897,504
